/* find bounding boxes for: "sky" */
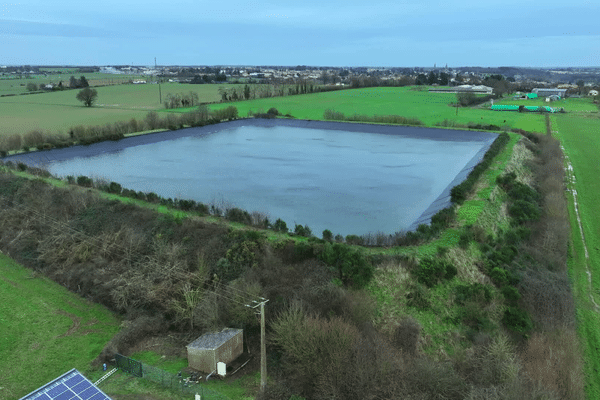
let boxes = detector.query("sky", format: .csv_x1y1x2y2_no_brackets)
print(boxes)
1,0,599,67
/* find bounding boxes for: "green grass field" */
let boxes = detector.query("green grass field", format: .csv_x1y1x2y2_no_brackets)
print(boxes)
0,72,149,96
553,113,600,398
0,83,243,136
208,86,547,132
0,253,121,399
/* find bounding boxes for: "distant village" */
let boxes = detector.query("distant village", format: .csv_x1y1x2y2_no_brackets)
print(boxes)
2,64,600,96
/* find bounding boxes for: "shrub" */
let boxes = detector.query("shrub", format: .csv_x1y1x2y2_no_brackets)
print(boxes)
323,109,345,120
76,175,93,187
406,283,430,310
414,258,457,287
501,286,521,303
146,192,160,203
502,307,532,333
394,317,421,355
454,283,492,306
107,182,122,194
490,267,508,286
405,358,468,399
294,224,312,237
345,234,363,245
458,301,493,332
322,229,333,242
271,303,360,396
509,199,541,224
6,134,22,151
23,130,45,148
319,242,373,289
144,111,162,130
225,207,252,225
273,218,288,233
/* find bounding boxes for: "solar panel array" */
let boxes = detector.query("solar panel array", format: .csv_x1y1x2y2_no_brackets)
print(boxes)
19,369,112,400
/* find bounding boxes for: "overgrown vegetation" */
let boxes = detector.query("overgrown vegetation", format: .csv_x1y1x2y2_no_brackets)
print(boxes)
323,108,424,126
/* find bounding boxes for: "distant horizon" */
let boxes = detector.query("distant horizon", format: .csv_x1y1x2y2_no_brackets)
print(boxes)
3,64,600,69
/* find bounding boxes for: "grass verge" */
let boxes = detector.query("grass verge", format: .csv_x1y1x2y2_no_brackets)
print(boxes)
553,113,600,398
0,253,120,399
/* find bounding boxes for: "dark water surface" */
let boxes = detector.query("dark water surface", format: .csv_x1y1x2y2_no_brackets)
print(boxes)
7,120,497,236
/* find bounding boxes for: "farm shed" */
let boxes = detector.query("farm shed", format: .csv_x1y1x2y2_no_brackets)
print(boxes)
532,88,567,98
187,328,243,373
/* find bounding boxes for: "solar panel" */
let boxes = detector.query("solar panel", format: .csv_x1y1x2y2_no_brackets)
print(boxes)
19,369,112,400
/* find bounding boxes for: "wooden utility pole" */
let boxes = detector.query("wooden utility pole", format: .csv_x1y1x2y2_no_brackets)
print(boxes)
155,57,162,104
247,298,269,394
260,300,267,393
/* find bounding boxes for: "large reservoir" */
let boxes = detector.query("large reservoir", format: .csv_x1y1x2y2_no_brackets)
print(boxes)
5,119,497,236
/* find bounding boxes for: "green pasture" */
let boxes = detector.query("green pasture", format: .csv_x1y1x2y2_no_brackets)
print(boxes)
208,87,546,132
0,253,120,399
553,113,600,398
0,85,551,137
0,72,149,96
0,83,242,136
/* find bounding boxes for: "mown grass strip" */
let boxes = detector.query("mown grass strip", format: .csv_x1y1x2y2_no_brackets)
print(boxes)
553,113,600,398
0,253,120,399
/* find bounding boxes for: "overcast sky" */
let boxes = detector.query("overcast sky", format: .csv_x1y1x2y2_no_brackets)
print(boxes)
1,0,598,67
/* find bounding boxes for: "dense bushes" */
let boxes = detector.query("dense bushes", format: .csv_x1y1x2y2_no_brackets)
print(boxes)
413,257,457,287
323,108,423,126
318,242,373,288
451,132,510,204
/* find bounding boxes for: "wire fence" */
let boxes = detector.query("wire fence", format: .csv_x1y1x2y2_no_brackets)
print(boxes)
115,354,231,399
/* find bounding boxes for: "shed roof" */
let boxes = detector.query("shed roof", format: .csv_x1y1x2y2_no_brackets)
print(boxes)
187,328,243,350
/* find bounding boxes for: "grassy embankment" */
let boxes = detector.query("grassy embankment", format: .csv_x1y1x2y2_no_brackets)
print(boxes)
553,111,600,398
366,131,520,354
0,253,120,399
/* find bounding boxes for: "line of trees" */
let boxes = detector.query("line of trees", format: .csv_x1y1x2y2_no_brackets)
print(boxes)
163,92,200,109
69,75,89,88
0,105,238,155
215,82,345,103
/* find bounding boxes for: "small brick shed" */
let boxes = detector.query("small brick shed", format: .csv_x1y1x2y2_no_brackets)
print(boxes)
186,328,243,373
